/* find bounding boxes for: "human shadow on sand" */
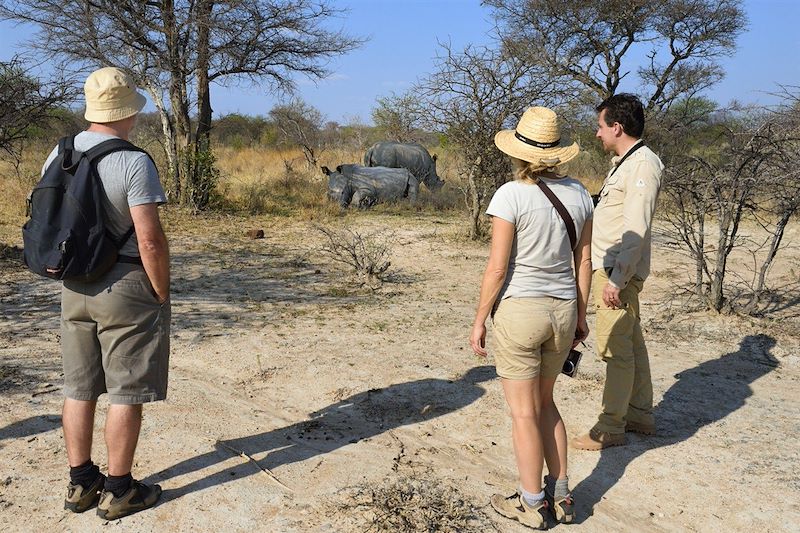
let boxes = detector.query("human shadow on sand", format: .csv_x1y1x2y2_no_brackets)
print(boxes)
572,334,778,523
150,365,495,501
0,414,61,445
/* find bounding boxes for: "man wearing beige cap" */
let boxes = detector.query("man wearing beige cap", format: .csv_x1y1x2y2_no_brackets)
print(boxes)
42,67,170,518
571,93,663,451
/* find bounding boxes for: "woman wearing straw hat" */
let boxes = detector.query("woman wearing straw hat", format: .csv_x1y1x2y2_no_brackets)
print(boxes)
470,106,593,529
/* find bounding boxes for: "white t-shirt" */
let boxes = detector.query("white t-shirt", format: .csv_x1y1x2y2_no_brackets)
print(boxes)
486,177,594,300
43,132,167,257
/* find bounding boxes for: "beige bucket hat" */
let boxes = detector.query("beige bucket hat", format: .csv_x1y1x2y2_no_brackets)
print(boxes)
84,67,146,123
494,106,579,168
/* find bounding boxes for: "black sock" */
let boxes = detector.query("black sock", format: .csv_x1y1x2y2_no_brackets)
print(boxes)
105,473,133,498
69,460,100,487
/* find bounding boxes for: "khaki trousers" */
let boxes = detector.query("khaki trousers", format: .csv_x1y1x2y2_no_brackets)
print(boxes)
592,269,653,434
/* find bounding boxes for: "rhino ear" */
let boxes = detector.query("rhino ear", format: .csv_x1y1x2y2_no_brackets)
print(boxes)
432,153,438,162
321,166,330,175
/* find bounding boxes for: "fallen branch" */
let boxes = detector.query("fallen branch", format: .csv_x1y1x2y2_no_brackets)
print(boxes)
31,387,59,397
214,439,294,492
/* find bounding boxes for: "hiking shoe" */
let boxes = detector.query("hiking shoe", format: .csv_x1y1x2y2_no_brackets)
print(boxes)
490,492,549,530
570,428,626,451
625,421,656,435
545,491,575,524
96,480,162,520
64,473,105,513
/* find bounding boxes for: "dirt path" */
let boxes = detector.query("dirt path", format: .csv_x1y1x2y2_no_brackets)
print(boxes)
1,212,798,532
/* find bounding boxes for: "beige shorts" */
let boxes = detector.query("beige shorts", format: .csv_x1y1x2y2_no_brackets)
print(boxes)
61,263,170,404
492,296,577,380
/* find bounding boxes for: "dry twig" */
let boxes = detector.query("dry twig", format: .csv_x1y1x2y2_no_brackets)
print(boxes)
213,439,294,492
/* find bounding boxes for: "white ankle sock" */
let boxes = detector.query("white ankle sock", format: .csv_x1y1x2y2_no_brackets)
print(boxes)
519,487,545,507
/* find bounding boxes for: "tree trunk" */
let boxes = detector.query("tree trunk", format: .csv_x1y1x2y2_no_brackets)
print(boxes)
161,0,192,205
194,0,213,153
746,207,795,313
467,157,482,240
143,84,180,198
694,211,705,298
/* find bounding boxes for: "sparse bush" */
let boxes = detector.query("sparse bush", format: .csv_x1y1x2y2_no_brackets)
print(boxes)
180,147,221,211
342,476,492,532
315,225,394,289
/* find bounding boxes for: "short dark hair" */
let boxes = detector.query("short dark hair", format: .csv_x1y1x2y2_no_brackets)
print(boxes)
596,93,645,138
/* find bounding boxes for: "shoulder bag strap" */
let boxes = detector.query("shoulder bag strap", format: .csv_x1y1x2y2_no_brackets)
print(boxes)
593,141,646,205
536,179,577,251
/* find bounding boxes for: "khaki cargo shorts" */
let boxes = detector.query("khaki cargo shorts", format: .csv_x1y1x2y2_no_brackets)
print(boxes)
492,296,577,380
61,263,170,404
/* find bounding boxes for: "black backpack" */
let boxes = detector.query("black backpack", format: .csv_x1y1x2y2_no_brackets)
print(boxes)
22,135,150,282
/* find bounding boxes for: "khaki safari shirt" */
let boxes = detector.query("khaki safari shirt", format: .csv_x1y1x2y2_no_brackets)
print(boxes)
592,140,664,289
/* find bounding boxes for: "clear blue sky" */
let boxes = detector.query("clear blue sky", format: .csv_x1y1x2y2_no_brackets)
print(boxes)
1,0,798,124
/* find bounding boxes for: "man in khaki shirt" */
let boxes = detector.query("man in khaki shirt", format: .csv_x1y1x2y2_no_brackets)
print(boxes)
572,94,664,451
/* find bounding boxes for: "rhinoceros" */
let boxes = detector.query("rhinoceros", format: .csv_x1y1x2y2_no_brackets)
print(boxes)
364,142,444,191
322,164,419,208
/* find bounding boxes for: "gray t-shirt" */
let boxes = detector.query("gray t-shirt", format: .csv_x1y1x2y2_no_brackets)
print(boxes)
43,131,166,256
486,177,594,300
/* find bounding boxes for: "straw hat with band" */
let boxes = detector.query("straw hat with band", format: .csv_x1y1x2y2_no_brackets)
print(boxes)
84,67,147,123
494,106,579,169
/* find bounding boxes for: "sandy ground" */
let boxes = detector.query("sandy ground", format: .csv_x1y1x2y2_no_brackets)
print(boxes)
1,210,799,532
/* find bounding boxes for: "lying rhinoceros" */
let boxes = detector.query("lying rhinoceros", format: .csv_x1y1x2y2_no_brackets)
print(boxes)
364,142,444,191
322,164,419,208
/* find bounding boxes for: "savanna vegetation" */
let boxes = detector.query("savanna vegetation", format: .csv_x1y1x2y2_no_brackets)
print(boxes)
1,0,798,316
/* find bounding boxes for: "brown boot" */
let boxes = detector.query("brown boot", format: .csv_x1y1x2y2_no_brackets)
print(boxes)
570,428,626,450
625,421,656,435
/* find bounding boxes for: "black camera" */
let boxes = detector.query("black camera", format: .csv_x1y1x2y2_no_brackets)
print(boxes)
562,349,583,378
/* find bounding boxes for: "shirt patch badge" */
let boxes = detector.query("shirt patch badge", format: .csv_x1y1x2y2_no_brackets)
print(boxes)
636,179,646,188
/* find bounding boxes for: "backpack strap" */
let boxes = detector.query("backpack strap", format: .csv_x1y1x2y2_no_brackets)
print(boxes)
114,226,136,249
83,138,153,249
84,138,148,163
59,136,73,153
536,179,578,251
58,135,83,172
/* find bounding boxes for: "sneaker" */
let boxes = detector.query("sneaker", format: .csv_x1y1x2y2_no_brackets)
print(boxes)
545,491,574,524
625,421,656,435
544,474,575,524
96,480,162,520
570,428,626,451
64,473,105,513
490,492,549,530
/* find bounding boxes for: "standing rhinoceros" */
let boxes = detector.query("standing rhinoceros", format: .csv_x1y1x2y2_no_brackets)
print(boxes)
364,142,444,191
322,164,419,208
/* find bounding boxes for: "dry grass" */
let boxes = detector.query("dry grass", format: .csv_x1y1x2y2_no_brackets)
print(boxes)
340,476,495,532
1,142,476,244
0,144,49,246
0,145,46,207
215,145,465,217
0,133,607,247
561,150,607,194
